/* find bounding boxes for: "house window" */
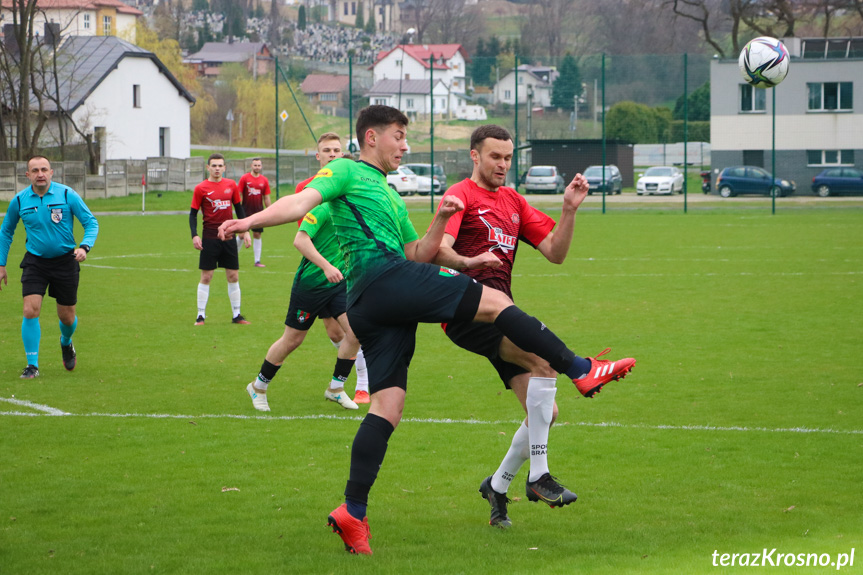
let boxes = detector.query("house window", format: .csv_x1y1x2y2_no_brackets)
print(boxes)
320,93,337,101
102,15,112,35
406,98,414,108
740,84,765,112
807,150,855,166
808,82,853,111
83,13,90,30
504,90,512,100
344,2,348,15
438,98,446,110
159,127,170,157
133,84,141,108
518,76,524,84
373,98,387,105
351,2,356,14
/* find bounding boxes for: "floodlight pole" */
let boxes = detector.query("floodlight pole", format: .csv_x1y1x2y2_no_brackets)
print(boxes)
683,52,688,214
601,53,606,215
771,86,776,215
275,56,280,199
429,54,435,212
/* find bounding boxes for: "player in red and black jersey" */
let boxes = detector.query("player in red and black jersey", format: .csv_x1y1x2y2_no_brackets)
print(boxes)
432,125,635,528
190,153,252,325
238,158,271,267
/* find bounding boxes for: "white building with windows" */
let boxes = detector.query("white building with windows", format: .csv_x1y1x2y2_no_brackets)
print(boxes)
368,43,473,117
493,65,558,107
710,37,862,194
37,36,195,160
0,0,142,42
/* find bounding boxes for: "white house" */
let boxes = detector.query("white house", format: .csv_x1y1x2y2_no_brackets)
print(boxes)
41,35,195,160
493,65,558,107
369,43,475,116
710,37,863,195
365,78,450,118
0,0,142,42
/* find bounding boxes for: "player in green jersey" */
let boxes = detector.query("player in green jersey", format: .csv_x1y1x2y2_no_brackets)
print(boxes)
219,105,634,555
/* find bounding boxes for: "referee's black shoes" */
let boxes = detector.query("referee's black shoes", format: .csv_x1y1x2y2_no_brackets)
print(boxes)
61,342,77,371
21,365,40,379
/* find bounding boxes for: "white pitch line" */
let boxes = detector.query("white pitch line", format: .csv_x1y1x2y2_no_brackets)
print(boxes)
0,397,69,415
0,402,860,435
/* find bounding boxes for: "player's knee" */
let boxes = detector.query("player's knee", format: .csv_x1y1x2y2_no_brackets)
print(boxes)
474,288,514,323
551,402,559,424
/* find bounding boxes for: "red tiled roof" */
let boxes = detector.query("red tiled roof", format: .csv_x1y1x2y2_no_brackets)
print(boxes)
300,74,350,94
373,43,469,69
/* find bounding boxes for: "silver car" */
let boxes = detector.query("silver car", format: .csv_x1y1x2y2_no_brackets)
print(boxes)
523,165,565,194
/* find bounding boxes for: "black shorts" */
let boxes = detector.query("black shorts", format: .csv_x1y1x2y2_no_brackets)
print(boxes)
445,320,529,388
285,282,347,331
251,227,264,234
20,251,80,306
199,237,239,270
347,260,483,394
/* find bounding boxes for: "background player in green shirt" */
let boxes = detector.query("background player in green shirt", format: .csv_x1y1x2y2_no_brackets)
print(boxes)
245,199,362,412
219,105,635,555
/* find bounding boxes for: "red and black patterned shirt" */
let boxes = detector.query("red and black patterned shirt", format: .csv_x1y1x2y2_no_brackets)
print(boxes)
438,178,556,299
238,173,271,215
191,178,241,239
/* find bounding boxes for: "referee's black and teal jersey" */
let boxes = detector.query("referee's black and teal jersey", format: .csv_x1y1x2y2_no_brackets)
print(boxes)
0,182,99,266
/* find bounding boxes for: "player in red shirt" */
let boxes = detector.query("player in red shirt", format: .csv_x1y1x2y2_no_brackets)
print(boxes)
190,153,251,325
432,125,635,528
237,158,271,267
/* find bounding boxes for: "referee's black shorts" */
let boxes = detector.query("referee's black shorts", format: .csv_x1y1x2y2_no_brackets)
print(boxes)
444,320,528,388
199,237,239,270
20,251,80,306
347,259,483,394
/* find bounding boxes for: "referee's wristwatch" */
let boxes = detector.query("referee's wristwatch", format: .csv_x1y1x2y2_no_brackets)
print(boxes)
80,244,91,253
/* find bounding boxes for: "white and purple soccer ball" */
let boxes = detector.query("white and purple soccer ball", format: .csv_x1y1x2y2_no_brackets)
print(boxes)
739,37,790,88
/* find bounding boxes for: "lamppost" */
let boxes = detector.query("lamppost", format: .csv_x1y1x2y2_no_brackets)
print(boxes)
397,27,416,110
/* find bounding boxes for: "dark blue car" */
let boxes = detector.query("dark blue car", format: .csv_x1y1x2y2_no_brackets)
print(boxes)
811,168,863,197
716,166,795,198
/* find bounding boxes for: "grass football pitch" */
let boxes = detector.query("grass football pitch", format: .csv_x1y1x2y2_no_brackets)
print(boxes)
1,204,861,574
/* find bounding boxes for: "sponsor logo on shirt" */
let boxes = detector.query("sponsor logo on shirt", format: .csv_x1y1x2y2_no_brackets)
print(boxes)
480,216,517,253
303,213,318,225
207,198,232,211
315,168,334,178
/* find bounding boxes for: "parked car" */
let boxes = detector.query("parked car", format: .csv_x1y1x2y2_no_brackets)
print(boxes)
715,166,795,197
415,174,442,195
403,163,447,193
387,166,418,196
584,165,623,194
523,165,565,194
811,167,863,197
636,166,684,195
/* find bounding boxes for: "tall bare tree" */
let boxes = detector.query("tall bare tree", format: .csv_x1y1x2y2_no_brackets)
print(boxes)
425,0,485,45
519,0,575,64
0,0,41,161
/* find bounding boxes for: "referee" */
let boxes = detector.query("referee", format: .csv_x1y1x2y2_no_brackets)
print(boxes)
0,156,99,378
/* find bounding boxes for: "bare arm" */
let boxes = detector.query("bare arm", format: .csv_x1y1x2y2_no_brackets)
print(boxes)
536,173,589,264
293,231,344,284
404,195,463,263
433,234,502,270
219,188,323,239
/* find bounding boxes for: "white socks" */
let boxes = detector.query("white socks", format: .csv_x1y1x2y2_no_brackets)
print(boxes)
490,376,558,493
491,421,530,494
197,283,210,317
228,281,241,317
253,237,262,262
526,377,557,482
355,347,369,392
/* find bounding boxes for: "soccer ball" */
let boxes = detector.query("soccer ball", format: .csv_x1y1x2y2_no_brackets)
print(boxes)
739,37,790,88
